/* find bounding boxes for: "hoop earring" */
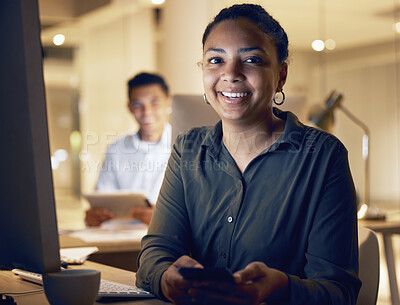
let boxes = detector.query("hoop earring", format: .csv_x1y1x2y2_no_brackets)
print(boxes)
203,94,210,105
273,89,285,106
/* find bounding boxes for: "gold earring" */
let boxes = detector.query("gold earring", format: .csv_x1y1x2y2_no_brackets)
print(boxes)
273,90,285,105
203,94,210,105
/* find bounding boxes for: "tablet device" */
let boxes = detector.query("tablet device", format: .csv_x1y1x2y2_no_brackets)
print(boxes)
179,267,235,284
83,191,151,217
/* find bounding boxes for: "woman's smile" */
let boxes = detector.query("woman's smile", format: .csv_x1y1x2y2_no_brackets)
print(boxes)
218,91,252,104
202,17,286,126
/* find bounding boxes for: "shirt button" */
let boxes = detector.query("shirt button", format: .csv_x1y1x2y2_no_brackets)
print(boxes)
221,252,227,259
227,216,233,223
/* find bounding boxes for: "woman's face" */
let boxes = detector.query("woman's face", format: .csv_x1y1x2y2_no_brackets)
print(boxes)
202,18,287,126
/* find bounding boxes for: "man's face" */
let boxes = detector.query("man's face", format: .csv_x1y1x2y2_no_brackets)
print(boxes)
128,84,171,141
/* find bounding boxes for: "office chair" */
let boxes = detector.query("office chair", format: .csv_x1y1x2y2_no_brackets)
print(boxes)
171,95,220,142
356,226,380,305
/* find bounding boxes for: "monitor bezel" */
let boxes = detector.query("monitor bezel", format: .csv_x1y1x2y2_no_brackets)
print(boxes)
0,0,61,274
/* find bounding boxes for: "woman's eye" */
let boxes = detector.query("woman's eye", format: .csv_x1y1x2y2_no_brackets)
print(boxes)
209,57,223,64
244,57,263,63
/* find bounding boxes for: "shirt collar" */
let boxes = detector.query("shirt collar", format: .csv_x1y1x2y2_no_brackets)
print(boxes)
202,108,305,158
202,121,223,158
128,123,171,152
269,107,305,151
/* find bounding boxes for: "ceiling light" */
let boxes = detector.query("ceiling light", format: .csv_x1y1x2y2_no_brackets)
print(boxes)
70,131,82,150
394,22,400,34
53,34,65,46
54,149,68,162
152,0,165,4
312,39,325,52
325,39,336,50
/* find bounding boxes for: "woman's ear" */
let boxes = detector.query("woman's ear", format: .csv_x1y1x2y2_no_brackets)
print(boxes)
277,62,288,91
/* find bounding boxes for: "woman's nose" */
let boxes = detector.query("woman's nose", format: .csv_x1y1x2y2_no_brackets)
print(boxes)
221,61,245,83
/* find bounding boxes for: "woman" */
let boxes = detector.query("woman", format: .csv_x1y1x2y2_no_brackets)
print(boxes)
136,4,361,304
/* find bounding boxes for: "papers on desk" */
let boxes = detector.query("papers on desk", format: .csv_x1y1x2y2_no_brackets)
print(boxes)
67,219,148,243
68,228,148,243
60,247,99,264
100,218,148,230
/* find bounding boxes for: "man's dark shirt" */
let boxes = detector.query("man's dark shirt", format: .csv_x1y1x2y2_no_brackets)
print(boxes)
136,108,361,304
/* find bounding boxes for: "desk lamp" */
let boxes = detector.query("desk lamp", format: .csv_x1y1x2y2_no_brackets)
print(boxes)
309,90,386,220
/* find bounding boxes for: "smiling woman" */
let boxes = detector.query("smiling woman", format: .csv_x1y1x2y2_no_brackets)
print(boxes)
202,18,287,170
135,3,361,305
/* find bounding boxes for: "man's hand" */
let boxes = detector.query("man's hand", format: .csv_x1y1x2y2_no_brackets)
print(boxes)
130,206,153,225
85,208,115,227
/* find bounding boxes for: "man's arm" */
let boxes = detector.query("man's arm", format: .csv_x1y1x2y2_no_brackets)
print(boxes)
86,146,119,226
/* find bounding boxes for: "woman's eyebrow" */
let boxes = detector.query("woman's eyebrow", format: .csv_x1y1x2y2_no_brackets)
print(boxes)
205,47,264,54
238,47,264,53
205,48,225,54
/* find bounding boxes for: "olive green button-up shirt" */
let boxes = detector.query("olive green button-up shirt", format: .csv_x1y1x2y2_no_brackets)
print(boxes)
137,108,361,304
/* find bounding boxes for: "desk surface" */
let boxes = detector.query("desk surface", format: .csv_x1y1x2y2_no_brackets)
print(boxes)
359,219,400,234
60,220,400,252
59,228,145,272
60,234,142,253
0,261,167,305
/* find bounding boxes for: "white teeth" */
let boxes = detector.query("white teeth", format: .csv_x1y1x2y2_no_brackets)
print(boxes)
221,92,249,98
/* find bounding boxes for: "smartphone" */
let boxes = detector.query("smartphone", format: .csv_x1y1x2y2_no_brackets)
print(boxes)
179,267,235,284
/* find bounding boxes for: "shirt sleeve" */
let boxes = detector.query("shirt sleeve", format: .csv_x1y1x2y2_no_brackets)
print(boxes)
95,145,120,191
135,135,191,299
146,164,168,204
272,141,361,305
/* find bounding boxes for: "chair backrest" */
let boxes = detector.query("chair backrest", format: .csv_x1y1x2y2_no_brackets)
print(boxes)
356,226,380,305
171,95,220,143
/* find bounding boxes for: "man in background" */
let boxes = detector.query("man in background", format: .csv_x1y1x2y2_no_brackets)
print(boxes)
86,72,172,226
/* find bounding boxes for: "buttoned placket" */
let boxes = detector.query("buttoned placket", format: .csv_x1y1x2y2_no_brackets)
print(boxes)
214,147,246,268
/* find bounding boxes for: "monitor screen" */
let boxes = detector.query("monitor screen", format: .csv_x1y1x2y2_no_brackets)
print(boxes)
0,0,61,273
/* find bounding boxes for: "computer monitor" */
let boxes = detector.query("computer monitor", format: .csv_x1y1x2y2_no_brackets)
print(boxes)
0,0,61,273
171,94,221,142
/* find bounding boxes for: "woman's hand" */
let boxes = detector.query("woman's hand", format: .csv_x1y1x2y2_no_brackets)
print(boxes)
232,262,289,304
186,262,289,305
160,255,203,304
85,208,115,227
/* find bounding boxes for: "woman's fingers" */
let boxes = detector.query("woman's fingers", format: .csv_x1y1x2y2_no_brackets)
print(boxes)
233,261,266,284
160,256,204,304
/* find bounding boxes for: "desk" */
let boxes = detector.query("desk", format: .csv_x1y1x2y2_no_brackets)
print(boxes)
0,261,167,305
359,219,400,305
60,233,142,272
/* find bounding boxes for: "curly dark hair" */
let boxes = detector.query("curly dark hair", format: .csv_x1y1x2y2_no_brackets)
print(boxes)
202,3,289,64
